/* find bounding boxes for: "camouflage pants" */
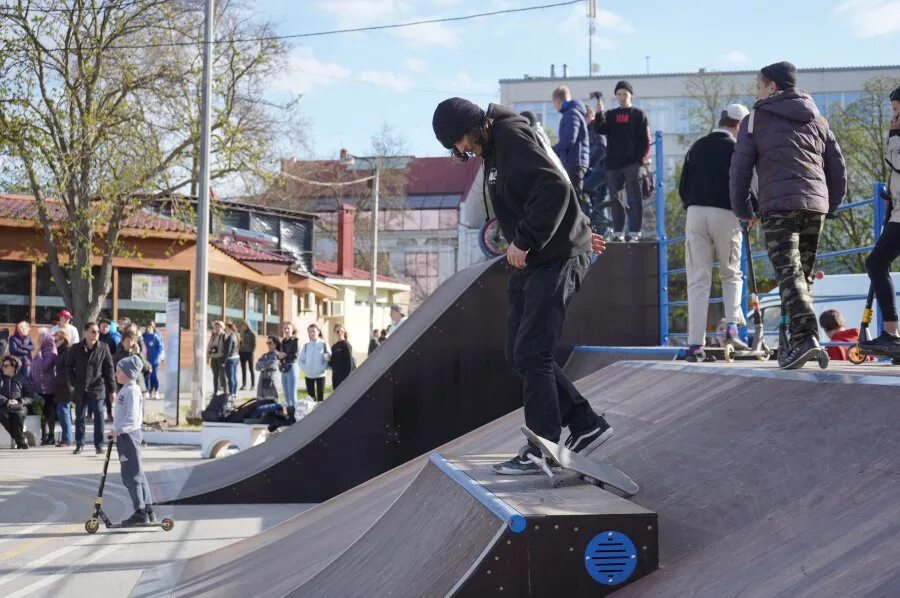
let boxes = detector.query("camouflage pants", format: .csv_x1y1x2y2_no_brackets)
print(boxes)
763,210,826,343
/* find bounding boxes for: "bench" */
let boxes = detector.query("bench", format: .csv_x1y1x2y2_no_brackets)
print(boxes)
0,414,42,448
201,421,269,459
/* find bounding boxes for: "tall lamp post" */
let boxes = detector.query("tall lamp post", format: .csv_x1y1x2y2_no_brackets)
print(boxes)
340,151,381,336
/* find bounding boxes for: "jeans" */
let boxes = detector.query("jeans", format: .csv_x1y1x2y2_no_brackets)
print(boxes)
607,162,643,233
865,221,900,323
226,357,239,396
75,398,105,448
210,357,226,395
56,402,73,443
117,430,153,512
505,253,599,444
281,362,298,408
305,377,325,402
239,352,255,388
144,363,160,393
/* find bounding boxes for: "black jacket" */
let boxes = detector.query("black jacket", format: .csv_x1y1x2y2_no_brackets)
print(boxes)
280,336,299,366
330,340,354,385
99,333,118,355
594,106,650,170
65,341,115,407
483,104,591,265
0,372,34,413
679,130,737,211
54,345,72,406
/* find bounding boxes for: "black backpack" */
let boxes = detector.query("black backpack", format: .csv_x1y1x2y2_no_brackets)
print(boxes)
201,393,230,422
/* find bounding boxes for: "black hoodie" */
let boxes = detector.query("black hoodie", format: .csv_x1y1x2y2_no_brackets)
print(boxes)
482,104,591,265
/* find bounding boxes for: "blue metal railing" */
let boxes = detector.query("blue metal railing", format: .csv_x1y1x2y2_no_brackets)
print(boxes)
657,145,888,345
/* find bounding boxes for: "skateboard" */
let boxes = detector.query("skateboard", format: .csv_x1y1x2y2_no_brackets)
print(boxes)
521,426,639,497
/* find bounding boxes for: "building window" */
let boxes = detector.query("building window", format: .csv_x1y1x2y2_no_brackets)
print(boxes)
35,265,111,325
405,251,439,305
208,275,223,325
439,209,458,229
117,268,189,329
265,289,282,336
0,261,31,324
247,285,264,335
225,280,245,327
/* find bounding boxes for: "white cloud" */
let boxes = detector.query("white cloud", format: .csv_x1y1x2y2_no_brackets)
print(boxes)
394,21,460,47
273,49,351,94
312,0,409,28
722,50,750,65
595,8,635,33
359,70,414,93
556,5,632,51
446,71,496,95
404,57,428,72
834,0,900,37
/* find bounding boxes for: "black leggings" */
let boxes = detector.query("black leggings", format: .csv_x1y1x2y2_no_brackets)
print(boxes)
239,352,255,388
305,377,325,402
865,221,900,323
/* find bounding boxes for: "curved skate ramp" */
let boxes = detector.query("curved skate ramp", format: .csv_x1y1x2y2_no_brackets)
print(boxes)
150,242,659,505
135,360,900,596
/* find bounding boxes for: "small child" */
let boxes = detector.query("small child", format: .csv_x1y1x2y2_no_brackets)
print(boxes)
112,355,155,526
819,309,865,361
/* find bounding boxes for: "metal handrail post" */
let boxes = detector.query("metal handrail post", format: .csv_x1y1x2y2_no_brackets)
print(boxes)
655,130,668,345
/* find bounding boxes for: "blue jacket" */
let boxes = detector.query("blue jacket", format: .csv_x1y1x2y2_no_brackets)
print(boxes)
142,330,164,365
9,333,34,368
553,99,590,170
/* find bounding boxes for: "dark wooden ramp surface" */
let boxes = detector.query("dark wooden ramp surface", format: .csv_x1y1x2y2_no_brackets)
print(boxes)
133,361,900,597
562,346,681,381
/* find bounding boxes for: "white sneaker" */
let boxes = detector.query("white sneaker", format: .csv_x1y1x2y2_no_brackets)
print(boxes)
627,232,642,242
612,232,626,242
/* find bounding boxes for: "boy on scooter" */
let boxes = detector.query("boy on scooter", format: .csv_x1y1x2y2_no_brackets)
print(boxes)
112,355,155,526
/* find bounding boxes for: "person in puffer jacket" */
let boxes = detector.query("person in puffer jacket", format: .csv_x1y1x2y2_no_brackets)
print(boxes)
551,86,590,200
730,61,847,369
31,333,58,445
858,86,900,358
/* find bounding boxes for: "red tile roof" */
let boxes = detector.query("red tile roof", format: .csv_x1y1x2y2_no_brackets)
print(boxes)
405,157,480,196
314,260,403,284
212,239,294,264
0,193,189,233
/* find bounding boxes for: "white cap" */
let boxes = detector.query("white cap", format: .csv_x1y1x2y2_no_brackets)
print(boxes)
724,103,750,121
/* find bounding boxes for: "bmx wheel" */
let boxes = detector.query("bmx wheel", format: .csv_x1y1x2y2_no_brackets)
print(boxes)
724,345,735,363
85,519,100,534
161,518,175,532
818,350,830,370
847,345,866,365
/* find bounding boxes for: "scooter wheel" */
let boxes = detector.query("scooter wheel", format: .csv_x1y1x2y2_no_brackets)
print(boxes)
161,518,175,532
85,519,100,534
724,345,735,363
818,350,830,370
847,345,866,365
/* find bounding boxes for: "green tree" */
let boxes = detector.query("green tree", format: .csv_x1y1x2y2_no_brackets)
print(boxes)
0,0,297,328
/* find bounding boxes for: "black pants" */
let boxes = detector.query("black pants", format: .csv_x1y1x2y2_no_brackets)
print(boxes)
607,163,643,233
0,409,27,447
565,165,586,202
239,352,255,388
39,393,56,440
305,377,325,402
866,221,900,323
505,253,599,444
210,357,226,395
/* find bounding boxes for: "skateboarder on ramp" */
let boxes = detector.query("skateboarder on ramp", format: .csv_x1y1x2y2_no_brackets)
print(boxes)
432,97,613,475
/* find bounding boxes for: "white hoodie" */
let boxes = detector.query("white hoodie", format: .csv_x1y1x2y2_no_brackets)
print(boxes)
114,381,143,434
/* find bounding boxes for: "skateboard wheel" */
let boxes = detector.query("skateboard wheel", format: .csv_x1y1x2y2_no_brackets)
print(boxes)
847,345,866,365
161,518,175,532
85,519,100,534
818,350,829,369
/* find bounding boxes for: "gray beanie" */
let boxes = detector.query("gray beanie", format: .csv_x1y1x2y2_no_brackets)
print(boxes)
117,355,143,381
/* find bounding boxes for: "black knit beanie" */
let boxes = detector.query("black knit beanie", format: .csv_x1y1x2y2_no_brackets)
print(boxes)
614,80,634,95
432,98,486,149
760,61,797,90
890,86,900,103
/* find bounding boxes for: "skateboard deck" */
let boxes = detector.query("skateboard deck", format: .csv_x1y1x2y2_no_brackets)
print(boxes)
522,426,639,497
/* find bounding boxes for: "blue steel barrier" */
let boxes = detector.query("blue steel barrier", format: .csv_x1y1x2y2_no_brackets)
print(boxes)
657,153,887,345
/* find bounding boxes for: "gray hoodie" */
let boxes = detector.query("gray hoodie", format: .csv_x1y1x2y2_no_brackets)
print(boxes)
114,381,143,434
730,89,847,219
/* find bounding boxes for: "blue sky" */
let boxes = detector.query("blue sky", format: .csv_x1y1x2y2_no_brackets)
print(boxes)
261,0,900,160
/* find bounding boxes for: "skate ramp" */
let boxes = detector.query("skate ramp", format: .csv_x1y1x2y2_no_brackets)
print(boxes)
134,360,900,596
150,243,659,505
563,345,681,380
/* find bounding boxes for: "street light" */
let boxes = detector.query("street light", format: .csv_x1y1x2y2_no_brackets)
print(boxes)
340,150,381,337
